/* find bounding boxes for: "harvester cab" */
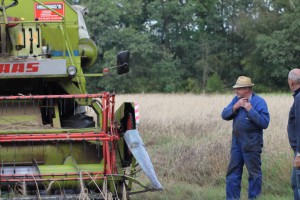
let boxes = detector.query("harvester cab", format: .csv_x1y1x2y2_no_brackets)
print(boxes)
0,0,162,199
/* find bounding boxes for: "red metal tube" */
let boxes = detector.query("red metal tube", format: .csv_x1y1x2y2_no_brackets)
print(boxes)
1,133,107,139
0,138,118,142
102,93,108,132
0,132,119,142
1,131,105,135
0,94,104,100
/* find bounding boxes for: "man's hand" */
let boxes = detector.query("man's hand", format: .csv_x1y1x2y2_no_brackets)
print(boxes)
233,98,249,112
243,101,252,112
294,156,300,168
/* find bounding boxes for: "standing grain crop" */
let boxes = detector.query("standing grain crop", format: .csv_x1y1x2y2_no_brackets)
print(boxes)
116,93,294,200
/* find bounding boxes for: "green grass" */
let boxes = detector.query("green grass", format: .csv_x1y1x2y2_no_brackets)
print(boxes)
131,150,293,200
132,175,293,200
132,181,225,200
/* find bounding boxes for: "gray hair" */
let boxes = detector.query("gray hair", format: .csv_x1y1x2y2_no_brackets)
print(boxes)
289,70,300,83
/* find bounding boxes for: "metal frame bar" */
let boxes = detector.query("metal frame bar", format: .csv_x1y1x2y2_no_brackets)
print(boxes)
0,94,104,100
0,132,119,142
1,171,104,178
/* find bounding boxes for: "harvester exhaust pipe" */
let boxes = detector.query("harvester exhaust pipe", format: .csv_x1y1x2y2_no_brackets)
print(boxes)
124,129,163,190
72,5,98,68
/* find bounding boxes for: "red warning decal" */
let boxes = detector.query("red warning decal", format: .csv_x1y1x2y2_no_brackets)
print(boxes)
34,2,64,21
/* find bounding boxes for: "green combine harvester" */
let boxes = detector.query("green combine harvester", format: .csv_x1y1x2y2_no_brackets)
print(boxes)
0,0,162,199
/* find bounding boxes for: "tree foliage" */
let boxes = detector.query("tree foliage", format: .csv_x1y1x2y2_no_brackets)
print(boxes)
74,0,300,93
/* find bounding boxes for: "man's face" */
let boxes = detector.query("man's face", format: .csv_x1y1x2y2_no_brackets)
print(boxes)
234,87,249,98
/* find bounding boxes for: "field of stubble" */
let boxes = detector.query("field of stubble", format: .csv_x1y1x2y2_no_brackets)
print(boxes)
115,93,294,200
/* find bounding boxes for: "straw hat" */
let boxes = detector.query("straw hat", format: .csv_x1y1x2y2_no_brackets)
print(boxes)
232,76,255,89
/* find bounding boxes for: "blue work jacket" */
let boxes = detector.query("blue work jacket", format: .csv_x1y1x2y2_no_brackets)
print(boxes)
288,88,300,152
222,93,270,152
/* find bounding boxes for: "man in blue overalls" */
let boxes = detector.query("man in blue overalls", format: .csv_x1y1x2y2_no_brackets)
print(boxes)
222,76,270,200
287,68,300,200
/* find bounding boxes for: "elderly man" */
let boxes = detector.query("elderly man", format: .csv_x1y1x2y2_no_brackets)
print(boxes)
221,76,270,200
287,68,300,200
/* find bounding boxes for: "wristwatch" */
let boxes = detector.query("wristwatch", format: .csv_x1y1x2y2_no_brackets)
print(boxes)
296,152,300,157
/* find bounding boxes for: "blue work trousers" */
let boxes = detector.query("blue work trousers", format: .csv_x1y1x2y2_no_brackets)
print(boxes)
226,143,262,200
291,162,300,200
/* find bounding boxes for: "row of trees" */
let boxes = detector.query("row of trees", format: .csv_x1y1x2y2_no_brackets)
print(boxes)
72,0,300,93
